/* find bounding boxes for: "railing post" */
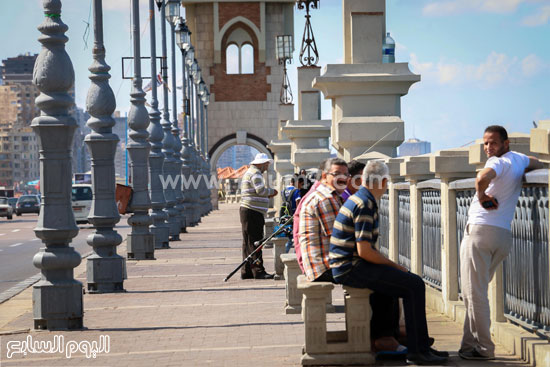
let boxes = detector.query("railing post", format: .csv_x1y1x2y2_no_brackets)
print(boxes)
386,157,405,263
401,156,433,276
430,149,476,314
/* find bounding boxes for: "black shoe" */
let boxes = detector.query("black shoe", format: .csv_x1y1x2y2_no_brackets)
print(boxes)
241,273,253,280
429,347,449,358
406,351,448,365
428,337,435,347
253,271,274,279
458,349,495,360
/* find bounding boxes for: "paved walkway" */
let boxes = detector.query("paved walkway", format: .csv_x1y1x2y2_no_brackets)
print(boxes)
0,203,529,366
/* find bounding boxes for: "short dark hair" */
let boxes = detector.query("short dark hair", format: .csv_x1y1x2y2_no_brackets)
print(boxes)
323,158,348,172
484,125,508,141
348,160,366,177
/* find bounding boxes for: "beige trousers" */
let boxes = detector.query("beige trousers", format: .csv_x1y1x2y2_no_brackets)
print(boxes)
459,223,512,357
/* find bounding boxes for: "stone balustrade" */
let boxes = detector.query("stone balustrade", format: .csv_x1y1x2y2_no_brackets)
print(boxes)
376,133,550,359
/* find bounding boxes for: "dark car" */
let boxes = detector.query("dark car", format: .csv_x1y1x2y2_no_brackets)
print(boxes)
16,195,40,215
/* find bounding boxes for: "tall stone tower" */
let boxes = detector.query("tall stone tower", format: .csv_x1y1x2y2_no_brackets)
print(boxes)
182,0,295,169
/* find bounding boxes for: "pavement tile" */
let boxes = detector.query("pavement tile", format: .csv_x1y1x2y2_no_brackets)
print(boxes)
0,203,528,367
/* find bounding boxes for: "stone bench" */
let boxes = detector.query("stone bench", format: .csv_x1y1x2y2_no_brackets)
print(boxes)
271,237,286,280
281,254,334,314
281,253,303,314
297,275,375,366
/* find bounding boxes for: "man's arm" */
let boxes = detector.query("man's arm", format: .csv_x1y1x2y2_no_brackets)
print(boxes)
356,241,407,272
251,173,277,198
526,156,544,172
476,167,498,209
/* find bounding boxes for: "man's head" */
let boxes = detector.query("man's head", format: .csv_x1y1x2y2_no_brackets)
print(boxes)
321,158,349,194
483,125,509,158
347,160,366,195
250,153,273,173
362,160,389,198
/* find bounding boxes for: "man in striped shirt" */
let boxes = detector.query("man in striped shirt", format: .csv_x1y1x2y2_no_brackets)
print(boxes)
329,160,448,365
240,153,278,280
299,158,349,282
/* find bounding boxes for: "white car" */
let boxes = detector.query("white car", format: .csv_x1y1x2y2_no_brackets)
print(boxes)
71,184,92,224
0,197,14,220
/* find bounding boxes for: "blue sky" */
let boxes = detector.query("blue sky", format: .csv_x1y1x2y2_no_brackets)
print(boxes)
1,0,549,152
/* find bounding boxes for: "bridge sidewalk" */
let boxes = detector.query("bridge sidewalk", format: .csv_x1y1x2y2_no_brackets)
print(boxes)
0,203,528,366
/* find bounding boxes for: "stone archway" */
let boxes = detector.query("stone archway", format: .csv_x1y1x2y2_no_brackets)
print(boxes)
209,131,273,172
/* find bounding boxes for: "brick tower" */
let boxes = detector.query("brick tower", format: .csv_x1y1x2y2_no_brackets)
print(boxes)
182,0,295,168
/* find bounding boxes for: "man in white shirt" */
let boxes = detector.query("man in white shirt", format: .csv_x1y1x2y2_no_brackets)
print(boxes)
459,125,542,360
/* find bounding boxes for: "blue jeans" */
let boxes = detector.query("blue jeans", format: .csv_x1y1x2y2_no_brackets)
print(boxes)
334,259,430,354
285,237,294,253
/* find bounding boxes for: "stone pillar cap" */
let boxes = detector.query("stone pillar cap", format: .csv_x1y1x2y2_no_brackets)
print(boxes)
268,140,292,153
530,121,550,161
430,148,476,179
353,151,391,164
313,63,420,98
282,120,331,138
400,154,434,181
385,156,406,181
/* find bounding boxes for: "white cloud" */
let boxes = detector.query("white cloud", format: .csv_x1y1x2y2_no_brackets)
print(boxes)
521,54,545,76
409,51,545,87
521,5,550,25
422,0,550,16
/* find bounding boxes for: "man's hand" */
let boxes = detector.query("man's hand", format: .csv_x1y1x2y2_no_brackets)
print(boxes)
479,193,499,210
268,189,278,198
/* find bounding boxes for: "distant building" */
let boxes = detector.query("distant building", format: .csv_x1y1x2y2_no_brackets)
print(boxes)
398,138,431,157
1,53,37,84
113,113,128,182
217,145,258,169
0,127,39,187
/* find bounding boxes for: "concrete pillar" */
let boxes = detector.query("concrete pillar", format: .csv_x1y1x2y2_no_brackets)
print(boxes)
385,157,405,263
85,0,125,293
283,67,330,172
272,237,286,280
281,253,303,314
31,0,83,330
343,0,386,65
429,149,476,312
400,156,433,276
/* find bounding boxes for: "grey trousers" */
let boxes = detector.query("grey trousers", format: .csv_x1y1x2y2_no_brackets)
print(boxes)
459,223,512,357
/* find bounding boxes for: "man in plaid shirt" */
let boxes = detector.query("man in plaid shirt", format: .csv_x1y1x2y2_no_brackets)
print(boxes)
299,158,349,282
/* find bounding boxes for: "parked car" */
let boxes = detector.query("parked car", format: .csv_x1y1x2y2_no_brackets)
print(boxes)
7,197,17,210
0,197,14,220
72,184,93,224
15,195,40,215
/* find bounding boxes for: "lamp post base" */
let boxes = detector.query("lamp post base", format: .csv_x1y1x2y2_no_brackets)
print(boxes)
86,255,126,293
33,281,83,330
127,233,155,260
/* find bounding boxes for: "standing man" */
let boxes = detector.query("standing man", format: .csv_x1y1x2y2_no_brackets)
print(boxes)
300,158,349,282
240,153,278,280
459,125,542,360
329,160,448,365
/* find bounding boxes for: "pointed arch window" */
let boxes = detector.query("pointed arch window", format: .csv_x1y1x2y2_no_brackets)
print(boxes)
224,27,255,75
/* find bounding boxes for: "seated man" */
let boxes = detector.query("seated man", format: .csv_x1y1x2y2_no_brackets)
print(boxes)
341,160,365,202
299,158,349,282
329,160,448,366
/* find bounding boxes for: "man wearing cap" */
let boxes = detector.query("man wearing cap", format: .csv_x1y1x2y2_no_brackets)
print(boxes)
239,153,278,279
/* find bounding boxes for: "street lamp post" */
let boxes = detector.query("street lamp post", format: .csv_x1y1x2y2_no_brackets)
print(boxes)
160,0,180,241
201,89,212,213
126,0,155,260
169,15,186,234
190,60,202,224
276,35,294,105
197,80,207,216
84,0,125,292
32,0,83,330
148,0,170,249
176,19,193,229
